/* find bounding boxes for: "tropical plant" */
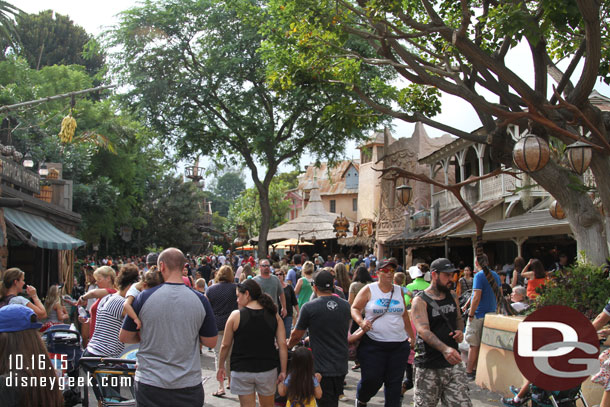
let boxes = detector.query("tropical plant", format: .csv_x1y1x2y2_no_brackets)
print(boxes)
533,259,610,320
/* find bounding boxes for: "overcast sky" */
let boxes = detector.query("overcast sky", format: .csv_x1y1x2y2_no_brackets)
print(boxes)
18,1,610,185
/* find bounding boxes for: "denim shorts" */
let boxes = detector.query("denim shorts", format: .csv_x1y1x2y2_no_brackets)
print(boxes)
230,368,277,396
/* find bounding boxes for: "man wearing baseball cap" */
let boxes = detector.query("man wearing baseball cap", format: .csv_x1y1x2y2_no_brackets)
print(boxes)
411,258,472,406
287,270,351,407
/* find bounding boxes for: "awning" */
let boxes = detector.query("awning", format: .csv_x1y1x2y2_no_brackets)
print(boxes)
4,208,85,250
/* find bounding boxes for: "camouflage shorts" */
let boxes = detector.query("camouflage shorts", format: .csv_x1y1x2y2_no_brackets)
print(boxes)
413,364,472,407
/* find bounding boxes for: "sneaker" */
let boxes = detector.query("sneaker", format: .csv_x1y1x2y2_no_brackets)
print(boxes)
338,394,346,401
355,399,367,407
501,396,526,406
466,371,476,381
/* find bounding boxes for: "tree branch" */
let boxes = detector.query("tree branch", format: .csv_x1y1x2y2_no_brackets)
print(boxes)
569,0,601,107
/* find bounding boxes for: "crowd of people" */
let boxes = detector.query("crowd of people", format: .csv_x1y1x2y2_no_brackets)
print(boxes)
0,248,609,407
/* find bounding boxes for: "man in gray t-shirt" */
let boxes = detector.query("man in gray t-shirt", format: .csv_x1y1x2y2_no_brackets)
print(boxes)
120,248,217,406
253,259,287,317
287,270,351,407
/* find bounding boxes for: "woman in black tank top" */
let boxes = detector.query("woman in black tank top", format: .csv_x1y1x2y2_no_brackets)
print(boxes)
216,279,288,407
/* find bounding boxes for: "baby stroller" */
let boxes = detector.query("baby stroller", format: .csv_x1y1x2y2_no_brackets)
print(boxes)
503,383,589,407
41,324,84,407
79,345,138,407
529,384,588,407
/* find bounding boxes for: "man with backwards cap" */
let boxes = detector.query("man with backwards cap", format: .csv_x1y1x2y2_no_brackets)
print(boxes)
287,269,351,407
410,258,472,407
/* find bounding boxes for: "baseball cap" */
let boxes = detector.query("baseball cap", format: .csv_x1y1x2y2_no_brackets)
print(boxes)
408,265,423,279
314,270,334,290
146,252,158,265
0,304,43,333
430,258,457,274
377,258,398,271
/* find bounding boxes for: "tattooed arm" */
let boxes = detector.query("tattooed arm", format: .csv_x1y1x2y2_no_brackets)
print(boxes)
411,295,462,365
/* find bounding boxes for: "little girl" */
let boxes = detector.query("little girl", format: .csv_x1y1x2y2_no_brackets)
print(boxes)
42,284,68,329
123,268,163,330
278,347,322,407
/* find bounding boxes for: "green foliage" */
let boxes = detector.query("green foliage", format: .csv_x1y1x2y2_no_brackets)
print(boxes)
107,0,384,254
10,10,105,74
0,1,21,48
227,179,291,237
139,176,207,252
533,259,610,320
275,169,301,189
208,169,246,217
212,245,224,255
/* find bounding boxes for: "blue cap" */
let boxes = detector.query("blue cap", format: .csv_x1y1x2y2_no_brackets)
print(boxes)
0,304,43,332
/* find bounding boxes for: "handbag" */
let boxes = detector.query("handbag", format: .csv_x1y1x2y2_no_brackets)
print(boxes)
348,287,395,360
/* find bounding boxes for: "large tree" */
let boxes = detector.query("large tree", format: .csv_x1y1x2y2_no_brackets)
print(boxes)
208,169,246,217
263,0,610,264
10,10,105,74
107,0,388,257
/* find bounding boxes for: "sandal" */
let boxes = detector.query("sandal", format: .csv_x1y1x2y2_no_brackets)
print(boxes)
212,390,226,397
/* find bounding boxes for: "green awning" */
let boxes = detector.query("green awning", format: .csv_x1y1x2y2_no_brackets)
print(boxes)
4,208,85,250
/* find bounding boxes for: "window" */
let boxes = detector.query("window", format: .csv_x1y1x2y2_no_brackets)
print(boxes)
345,166,359,189
330,200,336,213
353,198,357,212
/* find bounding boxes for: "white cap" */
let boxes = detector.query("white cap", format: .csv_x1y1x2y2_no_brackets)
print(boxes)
408,265,423,279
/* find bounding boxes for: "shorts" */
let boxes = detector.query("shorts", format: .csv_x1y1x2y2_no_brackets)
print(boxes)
230,368,277,396
414,364,472,407
465,316,485,347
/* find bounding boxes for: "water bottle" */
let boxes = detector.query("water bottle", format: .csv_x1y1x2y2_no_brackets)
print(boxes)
78,306,88,319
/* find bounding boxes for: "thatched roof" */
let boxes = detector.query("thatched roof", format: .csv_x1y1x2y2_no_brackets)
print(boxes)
252,181,350,242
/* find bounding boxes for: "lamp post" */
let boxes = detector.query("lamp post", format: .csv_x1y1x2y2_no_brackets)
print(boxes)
565,141,593,175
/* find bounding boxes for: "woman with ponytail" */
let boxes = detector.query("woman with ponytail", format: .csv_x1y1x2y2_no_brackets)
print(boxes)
0,268,46,320
216,279,287,406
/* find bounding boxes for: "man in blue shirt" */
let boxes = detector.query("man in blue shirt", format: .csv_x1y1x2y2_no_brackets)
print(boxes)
464,254,501,381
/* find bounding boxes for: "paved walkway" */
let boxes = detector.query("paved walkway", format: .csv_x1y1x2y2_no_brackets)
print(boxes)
198,349,505,407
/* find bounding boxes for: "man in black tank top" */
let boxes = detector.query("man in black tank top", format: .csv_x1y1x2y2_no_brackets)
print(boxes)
410,258,472,407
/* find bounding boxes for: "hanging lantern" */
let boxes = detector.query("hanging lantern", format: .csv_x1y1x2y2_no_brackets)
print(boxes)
512,134,550,172
549,199,566,220
311,235,317,243
396,184,413,206
565,141,592,175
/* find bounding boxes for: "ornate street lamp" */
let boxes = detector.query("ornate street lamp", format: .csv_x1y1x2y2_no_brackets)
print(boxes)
23,152,34,168
38,162,48,177
396,184,413,207
512,134,550,172
549,199,566,220
565,141,592,175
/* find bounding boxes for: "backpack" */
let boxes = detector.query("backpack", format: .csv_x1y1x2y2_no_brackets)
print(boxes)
0,294,16,309
291,267,302,283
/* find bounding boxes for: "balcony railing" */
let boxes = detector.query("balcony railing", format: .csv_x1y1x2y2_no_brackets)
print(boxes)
432,171,548,212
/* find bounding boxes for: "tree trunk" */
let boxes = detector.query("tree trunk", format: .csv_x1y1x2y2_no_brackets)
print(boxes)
529,158,609,265
256,183,272,260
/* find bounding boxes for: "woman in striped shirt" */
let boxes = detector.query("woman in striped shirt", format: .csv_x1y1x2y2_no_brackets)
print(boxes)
82,265,140,400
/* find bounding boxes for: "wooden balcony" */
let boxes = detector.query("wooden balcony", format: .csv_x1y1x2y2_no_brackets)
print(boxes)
432,171,548,212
